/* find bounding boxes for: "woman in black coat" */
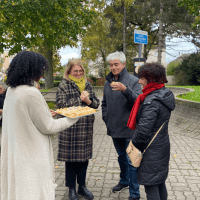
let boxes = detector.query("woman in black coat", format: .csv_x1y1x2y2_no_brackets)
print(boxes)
127,63,175,200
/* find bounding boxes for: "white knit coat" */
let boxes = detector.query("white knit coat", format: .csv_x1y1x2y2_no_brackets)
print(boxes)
1,85,78,200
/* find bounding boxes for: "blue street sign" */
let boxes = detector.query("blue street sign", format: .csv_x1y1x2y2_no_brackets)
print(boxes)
134,30,148,45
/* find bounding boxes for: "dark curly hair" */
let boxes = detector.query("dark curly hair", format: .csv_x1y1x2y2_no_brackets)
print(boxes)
138,63,168,84
6,51,48,88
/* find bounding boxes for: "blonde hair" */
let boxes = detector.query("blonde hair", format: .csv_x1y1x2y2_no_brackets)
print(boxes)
63,58,87,81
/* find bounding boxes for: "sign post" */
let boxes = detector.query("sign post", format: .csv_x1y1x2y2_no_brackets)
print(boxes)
134,30,148,45
133,30,148,77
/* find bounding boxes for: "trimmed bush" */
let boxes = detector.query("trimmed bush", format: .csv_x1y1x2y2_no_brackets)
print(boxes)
174,67,190,85
54,80,61,87
88,75,97,86
167,61,181,75
39,80,45,86
175,53,200,85
54,75,63,81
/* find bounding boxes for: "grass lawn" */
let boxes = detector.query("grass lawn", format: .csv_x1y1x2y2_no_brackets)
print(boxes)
47,102,57,110
166,85,200,102
40,89,51,92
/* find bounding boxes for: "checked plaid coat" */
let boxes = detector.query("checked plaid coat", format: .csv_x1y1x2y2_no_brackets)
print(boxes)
56,79,100,162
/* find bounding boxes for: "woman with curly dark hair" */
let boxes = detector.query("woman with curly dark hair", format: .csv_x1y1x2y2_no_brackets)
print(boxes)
1,51,79,200
127,63,175,200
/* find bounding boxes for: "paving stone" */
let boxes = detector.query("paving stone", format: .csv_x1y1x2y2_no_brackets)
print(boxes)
1,90,200,200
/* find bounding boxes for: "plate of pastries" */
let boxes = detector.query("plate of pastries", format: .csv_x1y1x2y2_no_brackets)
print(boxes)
56,106,99,118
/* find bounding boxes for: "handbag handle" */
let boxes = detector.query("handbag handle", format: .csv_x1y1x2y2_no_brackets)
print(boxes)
143,122,165,154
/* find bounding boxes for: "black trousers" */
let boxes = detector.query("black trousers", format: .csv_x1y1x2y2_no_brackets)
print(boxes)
144,182,167,200
65,160,89,188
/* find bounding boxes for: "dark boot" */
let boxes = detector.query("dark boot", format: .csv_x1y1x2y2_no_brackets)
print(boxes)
112,182,129,193
78,185,94,200
69,188,79,200
129,197,140,200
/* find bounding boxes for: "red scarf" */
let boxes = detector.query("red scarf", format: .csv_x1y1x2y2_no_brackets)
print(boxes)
127,82,165,130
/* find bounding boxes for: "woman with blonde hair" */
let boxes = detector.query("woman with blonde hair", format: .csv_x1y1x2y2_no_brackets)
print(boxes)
56,58,100,200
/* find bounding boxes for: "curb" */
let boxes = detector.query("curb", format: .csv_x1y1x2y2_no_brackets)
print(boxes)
168,87,200,110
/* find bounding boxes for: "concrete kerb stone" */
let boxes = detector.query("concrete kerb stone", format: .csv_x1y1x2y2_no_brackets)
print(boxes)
167,87,200,110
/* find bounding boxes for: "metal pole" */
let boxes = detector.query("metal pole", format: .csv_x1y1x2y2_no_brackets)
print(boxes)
158,3,163,64
138,44,142,58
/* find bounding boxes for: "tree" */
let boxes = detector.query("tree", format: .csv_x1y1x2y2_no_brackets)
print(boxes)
105,0,195,61
82,0,196,75
0,57,4,72
0,0,97,88
29,46,63,74
81,15,117,77
175,53,200,85
178,0,200,28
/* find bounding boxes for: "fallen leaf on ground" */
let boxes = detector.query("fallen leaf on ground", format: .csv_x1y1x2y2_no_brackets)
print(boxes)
55,166,58,168
173,155,177,158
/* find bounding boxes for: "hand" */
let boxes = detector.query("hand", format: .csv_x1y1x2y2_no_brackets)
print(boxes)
80,91,91,105
110,82,127,92
50,109,58,117
82,90,89,97
0,109,2,114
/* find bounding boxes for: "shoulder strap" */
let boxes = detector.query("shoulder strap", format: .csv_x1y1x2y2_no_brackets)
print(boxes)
143,122,165,154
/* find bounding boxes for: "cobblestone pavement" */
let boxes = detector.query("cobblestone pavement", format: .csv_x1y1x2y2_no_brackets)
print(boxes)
51,94,200,200
1,89,200,200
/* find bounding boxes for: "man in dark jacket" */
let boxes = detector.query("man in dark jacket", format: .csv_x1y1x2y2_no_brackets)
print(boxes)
102,51,141,200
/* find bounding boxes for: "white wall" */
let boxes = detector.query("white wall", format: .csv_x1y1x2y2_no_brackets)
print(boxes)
166,75,175,85
146,49,167,68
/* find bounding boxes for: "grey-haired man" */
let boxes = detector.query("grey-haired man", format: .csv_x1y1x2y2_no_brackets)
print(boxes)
102,51,141,200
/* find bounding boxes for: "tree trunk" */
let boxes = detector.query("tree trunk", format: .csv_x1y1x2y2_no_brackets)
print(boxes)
44,45,54,89
123,1,126,55
158,4,163,64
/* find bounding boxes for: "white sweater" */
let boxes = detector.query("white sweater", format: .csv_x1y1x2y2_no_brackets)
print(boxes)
1,85,78,200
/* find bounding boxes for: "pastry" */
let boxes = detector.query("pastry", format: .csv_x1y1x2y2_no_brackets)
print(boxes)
56,106,96,118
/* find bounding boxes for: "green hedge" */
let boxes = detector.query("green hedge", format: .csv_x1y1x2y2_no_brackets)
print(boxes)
174,53,200,85
167,61,181,75
38,80,61,87
54,80,61,87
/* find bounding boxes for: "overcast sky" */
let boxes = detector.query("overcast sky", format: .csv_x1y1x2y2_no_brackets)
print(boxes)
59,37,199,66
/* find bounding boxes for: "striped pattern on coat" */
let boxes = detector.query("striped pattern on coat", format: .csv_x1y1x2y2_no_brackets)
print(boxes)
56,79,100,162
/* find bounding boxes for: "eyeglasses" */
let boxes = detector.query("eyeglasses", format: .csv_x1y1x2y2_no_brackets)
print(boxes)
72,70,84,74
